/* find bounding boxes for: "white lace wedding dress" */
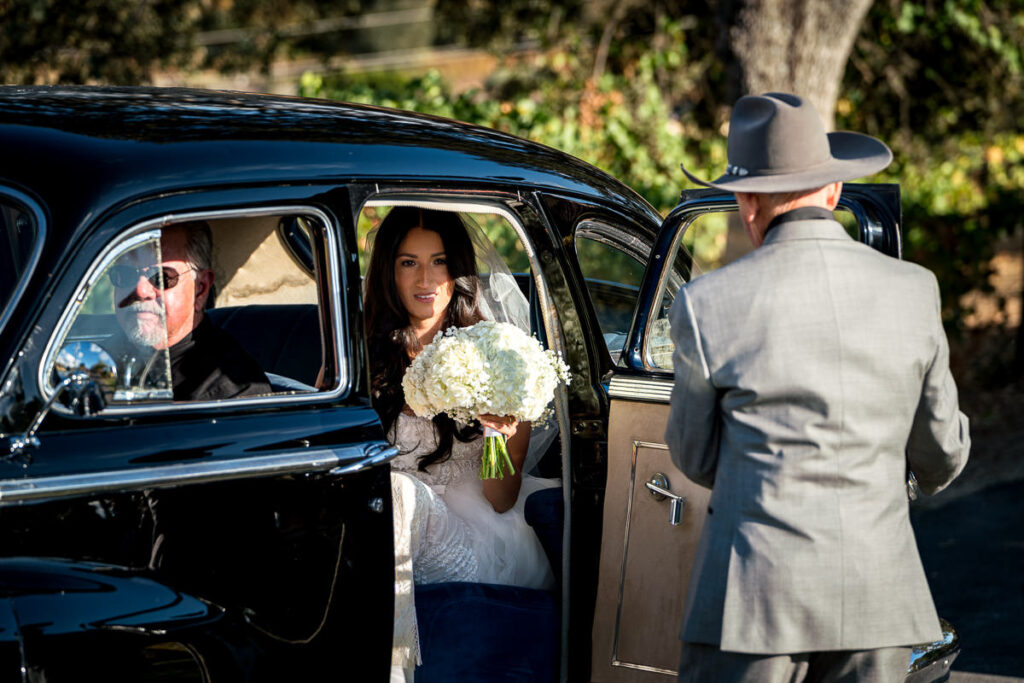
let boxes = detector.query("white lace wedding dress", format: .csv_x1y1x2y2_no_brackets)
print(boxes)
390,412,558,678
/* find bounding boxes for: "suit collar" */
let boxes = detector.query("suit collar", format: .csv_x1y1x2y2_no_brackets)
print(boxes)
761,217,851,246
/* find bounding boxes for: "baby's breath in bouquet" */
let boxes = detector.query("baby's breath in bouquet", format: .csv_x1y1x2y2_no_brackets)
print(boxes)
402,321,571,480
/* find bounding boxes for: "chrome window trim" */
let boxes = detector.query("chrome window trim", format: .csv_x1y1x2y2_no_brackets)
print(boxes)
360,194,565,384
360,196,553,348
639,199,882,371
607,374,673,403
643,214,691,372
363,197,530,244
0,188,47,335
360,194,567,396
37,205,348,415
574,219,652,266
642,203,734,371
39,228,163,397
0,440,398,506
574,218,652,364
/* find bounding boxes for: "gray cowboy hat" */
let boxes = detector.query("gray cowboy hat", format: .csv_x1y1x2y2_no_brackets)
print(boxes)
681,92,892,193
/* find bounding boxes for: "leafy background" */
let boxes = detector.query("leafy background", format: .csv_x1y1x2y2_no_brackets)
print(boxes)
2,0,1021,424
3,3,1021,673
291,1,1023,432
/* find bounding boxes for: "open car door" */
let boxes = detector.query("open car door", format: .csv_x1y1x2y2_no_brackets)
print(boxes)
590,185,902,680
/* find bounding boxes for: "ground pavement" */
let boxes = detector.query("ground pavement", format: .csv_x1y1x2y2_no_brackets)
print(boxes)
911,427,1024,682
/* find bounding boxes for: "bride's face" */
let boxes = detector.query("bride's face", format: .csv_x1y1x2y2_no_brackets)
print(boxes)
394,227,455,328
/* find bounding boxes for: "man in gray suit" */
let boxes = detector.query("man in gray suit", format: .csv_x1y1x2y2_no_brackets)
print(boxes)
666,92,970,681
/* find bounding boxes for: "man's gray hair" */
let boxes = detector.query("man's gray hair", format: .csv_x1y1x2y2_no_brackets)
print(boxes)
174,220,213,271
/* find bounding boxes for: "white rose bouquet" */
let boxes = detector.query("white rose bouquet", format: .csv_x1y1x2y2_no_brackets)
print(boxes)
402,320,571,479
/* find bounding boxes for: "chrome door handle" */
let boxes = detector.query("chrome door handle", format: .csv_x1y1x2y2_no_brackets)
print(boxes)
645,472,686,526
328,442,399,477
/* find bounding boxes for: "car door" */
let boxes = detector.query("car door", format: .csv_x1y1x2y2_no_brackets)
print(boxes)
589,185,902,681
0,185,396,681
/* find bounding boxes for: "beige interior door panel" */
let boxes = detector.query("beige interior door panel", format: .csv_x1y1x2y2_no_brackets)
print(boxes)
591,398,710,681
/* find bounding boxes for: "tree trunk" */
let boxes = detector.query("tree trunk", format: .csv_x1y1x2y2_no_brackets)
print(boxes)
719,0,875,130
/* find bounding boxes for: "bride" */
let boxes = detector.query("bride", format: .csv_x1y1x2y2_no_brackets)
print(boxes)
363,206,558,679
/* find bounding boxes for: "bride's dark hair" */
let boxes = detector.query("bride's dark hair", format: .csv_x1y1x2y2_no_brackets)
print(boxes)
365,206,484,471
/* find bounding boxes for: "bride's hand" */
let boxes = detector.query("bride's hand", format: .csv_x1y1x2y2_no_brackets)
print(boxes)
478,414,518,438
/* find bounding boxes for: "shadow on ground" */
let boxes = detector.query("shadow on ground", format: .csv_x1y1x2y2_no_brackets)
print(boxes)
912,473,1024,679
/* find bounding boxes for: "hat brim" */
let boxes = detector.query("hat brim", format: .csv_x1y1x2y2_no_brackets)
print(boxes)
681,131,893,193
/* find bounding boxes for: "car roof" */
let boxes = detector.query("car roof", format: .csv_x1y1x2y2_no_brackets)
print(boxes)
0,86,663,236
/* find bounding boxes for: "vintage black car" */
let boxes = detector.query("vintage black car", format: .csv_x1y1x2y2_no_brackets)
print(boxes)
0,87,958,682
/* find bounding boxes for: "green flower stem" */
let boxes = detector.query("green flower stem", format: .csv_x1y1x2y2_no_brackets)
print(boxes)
479,431,516,480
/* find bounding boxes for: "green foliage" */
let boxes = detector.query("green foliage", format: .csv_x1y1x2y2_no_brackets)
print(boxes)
838,0,1024,343
0,0,197,84
875,133,1024,330
5,0,1019,339
0,0,362,83
842,0,1024,142
300,18,725,215
303,2,1024,335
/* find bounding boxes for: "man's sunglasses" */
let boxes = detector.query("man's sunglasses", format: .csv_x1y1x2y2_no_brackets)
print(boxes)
108,264,197,291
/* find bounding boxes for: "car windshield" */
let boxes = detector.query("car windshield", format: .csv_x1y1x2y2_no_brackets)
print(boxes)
0,199,40,328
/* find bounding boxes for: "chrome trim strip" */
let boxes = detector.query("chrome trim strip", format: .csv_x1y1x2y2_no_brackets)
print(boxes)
0,189,48,336
37,205,348,415
610,440,675,677
328,442,399,476
39,228,163,398
575,220,652,265
642,203,733,370
908,619,960,673
611,661,677,676
0,441,393,506
608,375,673,403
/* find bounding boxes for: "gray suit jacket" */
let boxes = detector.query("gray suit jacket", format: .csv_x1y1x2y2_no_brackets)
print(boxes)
665,218,970,655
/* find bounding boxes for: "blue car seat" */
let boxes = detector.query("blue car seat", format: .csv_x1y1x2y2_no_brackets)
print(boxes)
414,486,563,683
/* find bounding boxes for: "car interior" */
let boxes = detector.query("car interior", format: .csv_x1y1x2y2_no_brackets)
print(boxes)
49,211,337,404
357,200,565,681
44,200,571,680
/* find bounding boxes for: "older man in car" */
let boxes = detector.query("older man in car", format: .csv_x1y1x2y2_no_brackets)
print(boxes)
666,93,970,682
111,220,270,401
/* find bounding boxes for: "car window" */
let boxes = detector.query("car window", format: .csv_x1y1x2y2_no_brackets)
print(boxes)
573,221,649,364
357,198,564,476
357,201,534,328
679,210,860,279
0,196,43,331
42,209,342,410
644,208,861,370
55,233,175,401
357,203,531,272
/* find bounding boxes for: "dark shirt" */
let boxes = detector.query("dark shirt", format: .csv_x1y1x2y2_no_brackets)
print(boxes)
764,206,835,235
169,316,271,401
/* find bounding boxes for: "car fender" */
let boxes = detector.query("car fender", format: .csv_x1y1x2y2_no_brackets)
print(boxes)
0,557,244,681
0,556,222,637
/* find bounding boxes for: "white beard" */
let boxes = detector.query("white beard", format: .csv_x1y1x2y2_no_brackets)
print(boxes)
117,302,167,347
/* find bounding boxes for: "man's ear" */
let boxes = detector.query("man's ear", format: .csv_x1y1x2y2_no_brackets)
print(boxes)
194,269,215,312
736,192,759,225
823,182,843,210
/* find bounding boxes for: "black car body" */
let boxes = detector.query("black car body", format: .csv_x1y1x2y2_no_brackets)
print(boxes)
0,87,958,682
